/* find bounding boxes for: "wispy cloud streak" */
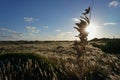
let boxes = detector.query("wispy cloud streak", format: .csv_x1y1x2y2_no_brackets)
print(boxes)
56,29,61,32
24,17,39,23
0,28,23,40
103,22,117,26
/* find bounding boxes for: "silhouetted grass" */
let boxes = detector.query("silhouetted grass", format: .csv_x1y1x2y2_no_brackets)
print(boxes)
92,39,120,54
0,53,68,80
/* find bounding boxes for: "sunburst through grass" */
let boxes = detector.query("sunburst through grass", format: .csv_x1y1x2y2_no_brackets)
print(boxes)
86,23,98,40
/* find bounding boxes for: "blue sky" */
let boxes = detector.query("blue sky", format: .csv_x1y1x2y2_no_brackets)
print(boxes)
0,0,120,41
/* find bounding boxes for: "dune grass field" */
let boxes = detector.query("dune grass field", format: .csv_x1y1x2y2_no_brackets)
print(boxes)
0,0,120,80
0,39,120,80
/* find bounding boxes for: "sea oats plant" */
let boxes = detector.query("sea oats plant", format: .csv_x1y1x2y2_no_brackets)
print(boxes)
74,7,90,58
73,7,91,79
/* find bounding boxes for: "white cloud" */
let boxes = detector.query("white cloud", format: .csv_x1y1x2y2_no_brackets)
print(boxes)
103,22,117,26
108,1,120,7
0,32,8,38
24,17,39,23
0,28,16,33
26,26,40,34
72,18,80,22
0,28,23,36
0,28,23,40
56,29,61,32
43,26,48,28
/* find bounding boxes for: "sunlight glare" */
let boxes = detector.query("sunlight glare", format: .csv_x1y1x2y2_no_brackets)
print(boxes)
86,23,97,40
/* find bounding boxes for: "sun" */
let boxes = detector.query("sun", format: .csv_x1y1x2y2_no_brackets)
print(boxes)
86,23,97,40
